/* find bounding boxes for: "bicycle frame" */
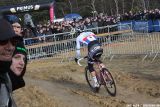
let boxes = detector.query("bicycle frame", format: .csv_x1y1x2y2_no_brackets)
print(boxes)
78,56,116,96
94,60,105,71
94,61,108,85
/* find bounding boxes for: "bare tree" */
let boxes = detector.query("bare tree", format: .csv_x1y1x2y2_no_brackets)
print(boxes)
122,0,125,14
131,0,135,11
146,0,150,10
68,0,73,13
60,7,65,16
113,0,119,15
141,0,146,10
88,0,97,14
75,0,79,11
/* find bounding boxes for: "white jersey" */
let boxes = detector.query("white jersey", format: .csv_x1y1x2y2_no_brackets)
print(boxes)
76,32,97,58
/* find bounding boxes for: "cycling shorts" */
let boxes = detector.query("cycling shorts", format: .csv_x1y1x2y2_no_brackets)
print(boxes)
87,40,103,72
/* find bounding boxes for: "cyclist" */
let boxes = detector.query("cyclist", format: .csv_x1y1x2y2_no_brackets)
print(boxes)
74,29,103,91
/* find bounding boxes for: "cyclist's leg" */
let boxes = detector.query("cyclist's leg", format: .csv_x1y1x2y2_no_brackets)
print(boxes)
95,58,112,81
88,58,99,88
96,58,105,69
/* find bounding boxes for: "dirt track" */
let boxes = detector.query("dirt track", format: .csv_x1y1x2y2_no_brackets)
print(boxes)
13,55,160,107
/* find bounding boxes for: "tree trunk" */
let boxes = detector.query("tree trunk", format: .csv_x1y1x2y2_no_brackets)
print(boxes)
141,0,146,10
90,0,97,14
113,0,119,15
68,0,73,13
60,7,65,16
146,0,150,10
122,0,124,14
131,0,135,11
75,0,79,12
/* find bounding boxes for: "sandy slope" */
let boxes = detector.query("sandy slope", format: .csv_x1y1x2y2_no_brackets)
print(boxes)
13,56,160,107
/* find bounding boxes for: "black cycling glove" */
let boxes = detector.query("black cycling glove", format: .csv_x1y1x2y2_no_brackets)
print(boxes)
74,58,78,63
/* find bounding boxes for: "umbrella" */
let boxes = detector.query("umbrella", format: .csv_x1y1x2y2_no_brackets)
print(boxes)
64,13,82,21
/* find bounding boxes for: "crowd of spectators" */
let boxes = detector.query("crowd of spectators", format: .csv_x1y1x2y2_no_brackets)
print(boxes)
23,13,118,39
22,8,160,40
120,8,160,21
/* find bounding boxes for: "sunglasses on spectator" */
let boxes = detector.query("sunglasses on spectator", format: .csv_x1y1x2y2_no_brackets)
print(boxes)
0,37,20,46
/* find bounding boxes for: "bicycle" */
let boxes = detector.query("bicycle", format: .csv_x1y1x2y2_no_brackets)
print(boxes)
77,56,116,96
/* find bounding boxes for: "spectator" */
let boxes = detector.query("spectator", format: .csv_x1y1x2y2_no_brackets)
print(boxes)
91,18,98,28
0,18,19,107
12,22,22,36
37,28,45,43
84,18,94,29
24,13,38,37
50,24,58,34
4,15,24,45
4,15,23,37
56,26,63,40
9,42,27,91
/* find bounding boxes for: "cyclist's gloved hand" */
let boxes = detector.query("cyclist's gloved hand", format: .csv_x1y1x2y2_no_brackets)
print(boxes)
74,58,78,63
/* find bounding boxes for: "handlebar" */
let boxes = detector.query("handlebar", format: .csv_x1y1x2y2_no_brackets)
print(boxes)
77,56,88,66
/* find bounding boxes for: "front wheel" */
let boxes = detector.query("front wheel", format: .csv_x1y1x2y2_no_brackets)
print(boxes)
85,66,100,93
102,68,116,96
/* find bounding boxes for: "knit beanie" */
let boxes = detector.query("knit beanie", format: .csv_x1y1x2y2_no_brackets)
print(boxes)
4,15,20,24
13,42,27,57
0,18,16,41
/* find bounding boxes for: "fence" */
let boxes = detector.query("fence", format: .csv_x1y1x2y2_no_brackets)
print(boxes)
25,24,160,62
24,23,131,46
119,19,160,33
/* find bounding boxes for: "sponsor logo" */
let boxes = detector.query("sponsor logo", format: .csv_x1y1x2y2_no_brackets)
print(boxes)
16,5,34,12
10,5,40,13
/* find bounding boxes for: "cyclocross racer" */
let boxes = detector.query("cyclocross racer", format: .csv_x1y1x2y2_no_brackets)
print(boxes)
75,29,103,90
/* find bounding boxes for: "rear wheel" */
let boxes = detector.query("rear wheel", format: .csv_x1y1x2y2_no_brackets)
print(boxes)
102,68,116,96
85,66,100,93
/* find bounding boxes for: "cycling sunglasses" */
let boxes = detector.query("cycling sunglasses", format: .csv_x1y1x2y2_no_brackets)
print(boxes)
0,37,20,46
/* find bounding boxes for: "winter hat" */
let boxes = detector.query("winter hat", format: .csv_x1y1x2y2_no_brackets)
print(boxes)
4,15,20,24
13,42,27,56
0,18,16,40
